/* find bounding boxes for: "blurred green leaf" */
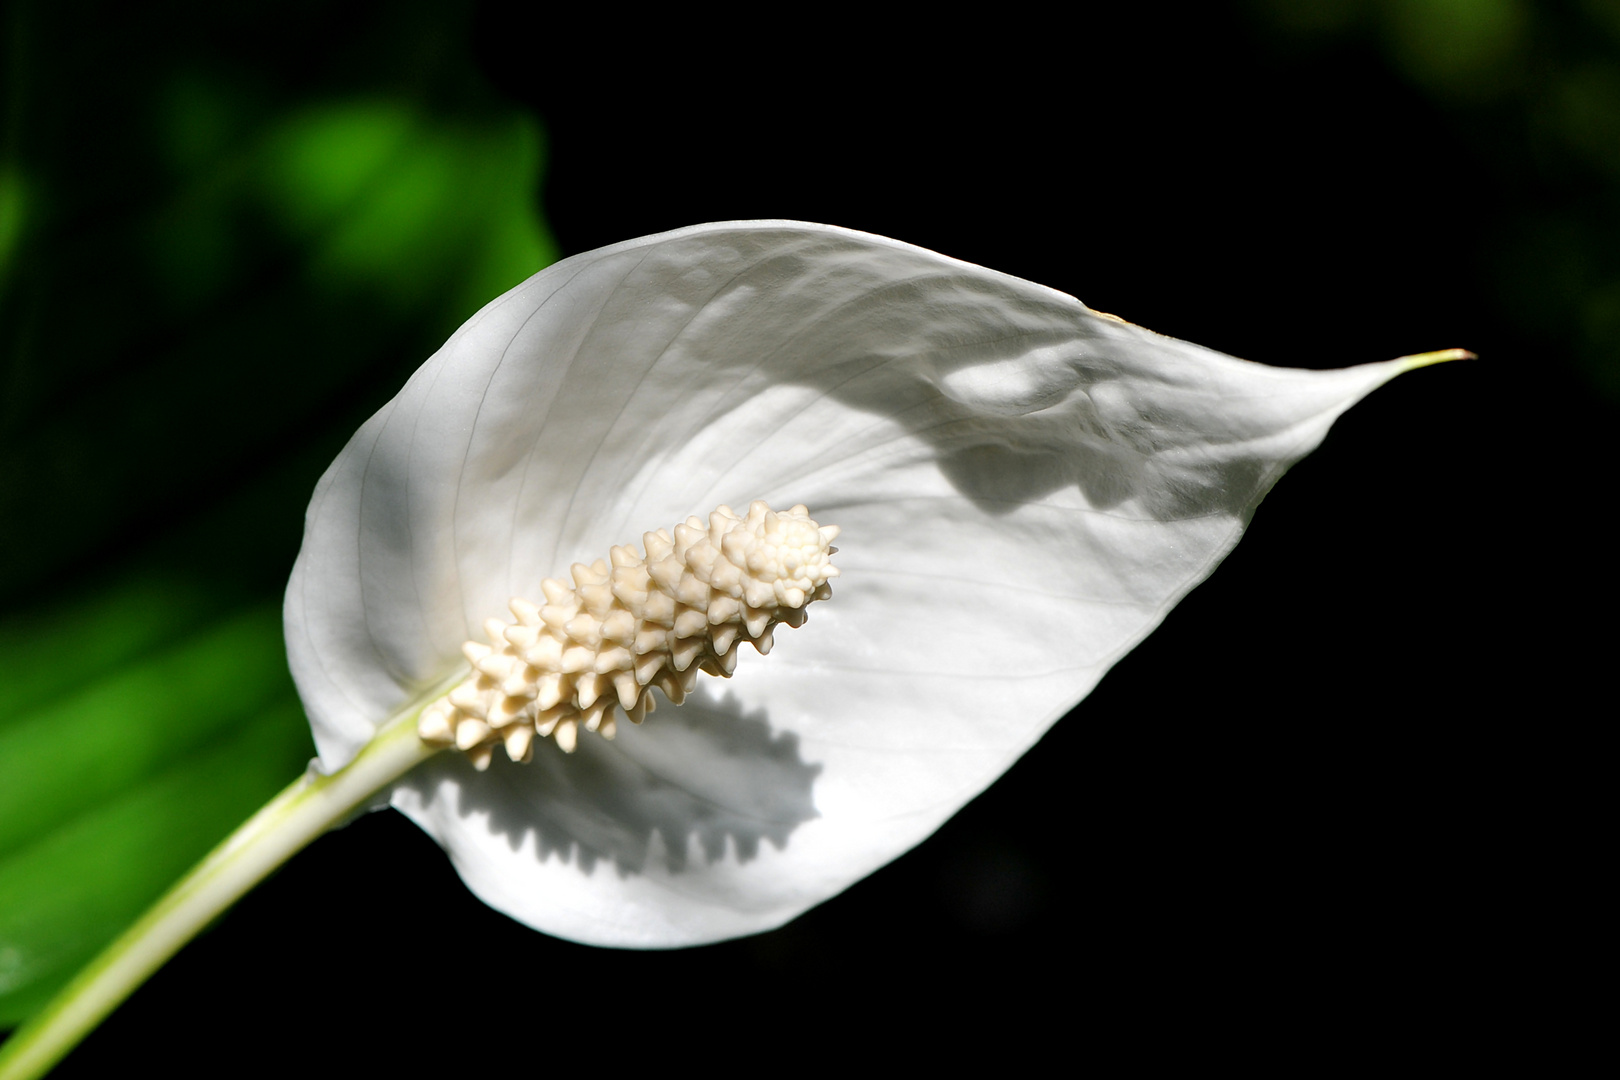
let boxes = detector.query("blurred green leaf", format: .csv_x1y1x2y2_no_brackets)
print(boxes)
1249,0,1620,397
0,576,231,729
0,0,558,1028
0,2,558,605
0,93,556,602
1379,0,1527,99
0,166,25,284
0,695,311,1023
0,603,293,858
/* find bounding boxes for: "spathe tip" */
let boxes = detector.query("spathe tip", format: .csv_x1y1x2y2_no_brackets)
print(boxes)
1395,347,1475,372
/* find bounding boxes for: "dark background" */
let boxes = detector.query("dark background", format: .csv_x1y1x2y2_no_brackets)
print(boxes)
1,0,1601,1069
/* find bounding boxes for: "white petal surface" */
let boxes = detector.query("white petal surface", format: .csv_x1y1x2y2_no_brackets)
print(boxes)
285,221,1409,946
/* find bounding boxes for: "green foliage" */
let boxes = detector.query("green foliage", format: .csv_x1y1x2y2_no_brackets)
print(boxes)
0,601,292,858
0,0,557,1024
1250,0,1620,397
0,656,311,1023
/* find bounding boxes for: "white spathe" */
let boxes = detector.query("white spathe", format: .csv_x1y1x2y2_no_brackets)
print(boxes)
284,221,1408,947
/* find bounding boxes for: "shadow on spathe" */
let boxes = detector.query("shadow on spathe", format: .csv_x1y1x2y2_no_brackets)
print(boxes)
422,688,820,878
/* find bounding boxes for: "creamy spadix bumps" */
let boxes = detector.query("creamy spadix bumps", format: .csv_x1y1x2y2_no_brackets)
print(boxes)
416,501,839,766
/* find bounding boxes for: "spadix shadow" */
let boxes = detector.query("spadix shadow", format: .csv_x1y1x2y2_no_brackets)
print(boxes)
418,690,819,877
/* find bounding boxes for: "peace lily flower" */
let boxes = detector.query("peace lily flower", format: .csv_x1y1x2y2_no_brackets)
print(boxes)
0,221,1460,1080
285,220,1456,947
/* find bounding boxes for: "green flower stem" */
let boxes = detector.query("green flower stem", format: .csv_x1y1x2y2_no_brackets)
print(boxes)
0,696,447,1080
